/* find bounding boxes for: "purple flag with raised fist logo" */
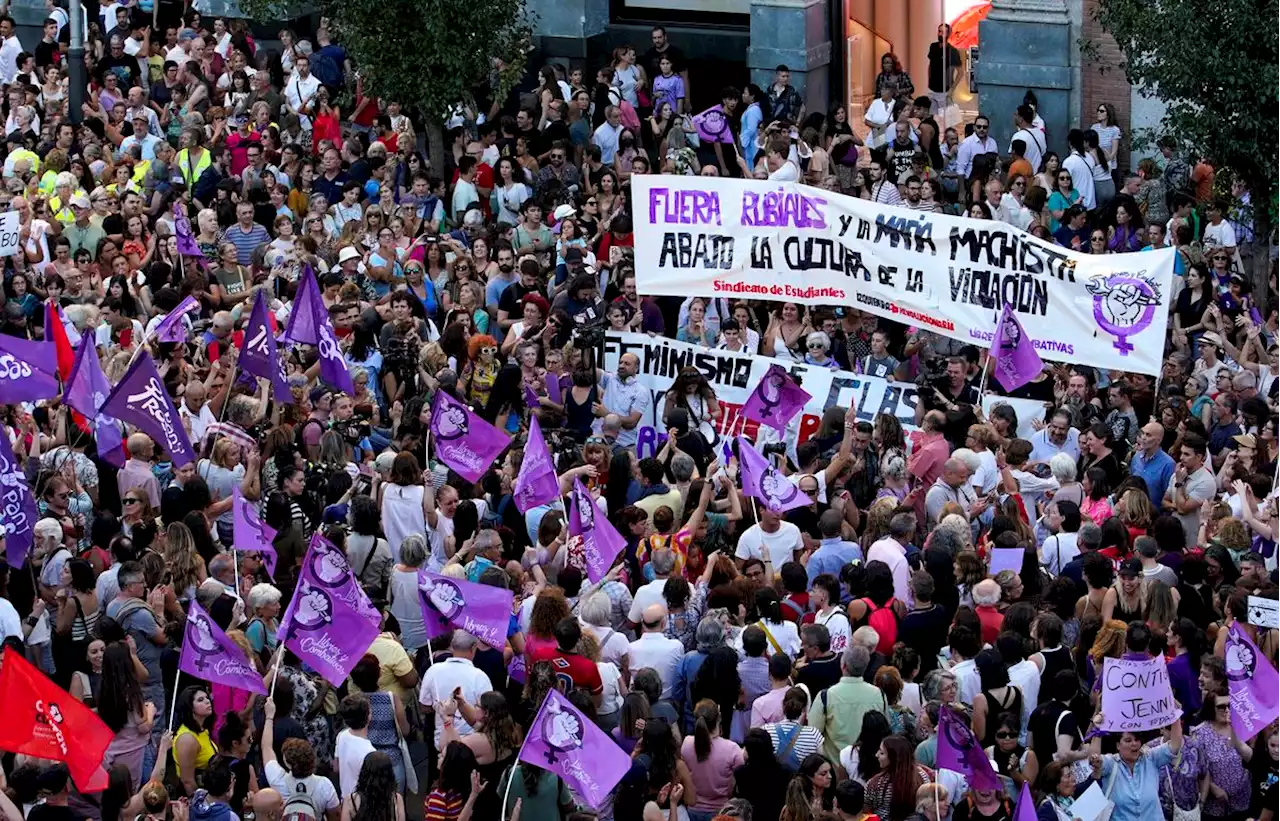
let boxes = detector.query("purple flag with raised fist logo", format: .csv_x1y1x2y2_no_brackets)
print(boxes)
418,571,513,648
0,432,38,568
233,486,278,577
1226,623,1280,741
173,202,205,259
0,335,59,403
937,704,1002,791
568,478,626,582
101,352,196,468
283,268,354,395
239,290,291,404
64,341,126,468
429,391,510,483
278,532,380,687
154,296,199,344
521,689,631,810
742,364,810,432
737,436,809,514
179,599,267,694
992,303,1043,392
514,417,560,513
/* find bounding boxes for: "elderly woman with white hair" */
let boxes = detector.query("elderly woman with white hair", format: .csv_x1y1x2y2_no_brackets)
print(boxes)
579,591,631,681
1048,452,1083,507
388,534,429,651
245,583,283,660
803,330,840,369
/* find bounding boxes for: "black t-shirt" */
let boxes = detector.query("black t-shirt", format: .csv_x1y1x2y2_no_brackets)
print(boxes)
897,603,949,676
28,804,84,821
796,651,843,694
97,52,139,87
539,120,571,156
920,376,979,446
641,45,687,84
34,39,60,70
1028,700,1079,770
497,280,538,318
784,502,827,541
1000,374,1055,403
927,42,962,92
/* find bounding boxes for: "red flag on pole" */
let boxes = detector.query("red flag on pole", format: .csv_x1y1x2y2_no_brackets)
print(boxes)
44,302,76,381
0,648,113,792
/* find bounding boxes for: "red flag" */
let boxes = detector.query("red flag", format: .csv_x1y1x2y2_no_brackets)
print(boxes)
0,648,114,792
44,302,76,382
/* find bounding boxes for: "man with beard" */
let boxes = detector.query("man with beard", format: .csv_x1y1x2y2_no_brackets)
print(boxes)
535,140,580,198
915,356,980,448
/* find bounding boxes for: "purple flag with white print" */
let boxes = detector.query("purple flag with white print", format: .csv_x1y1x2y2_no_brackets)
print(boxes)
991,303,1043,392
100,352,196,468
179,599,267,694
568,478,626,582
233,486,278,577
742,364,810,432
937,703,1003,792
278,532,380,687
172,202,205,259
514,417,560,514
282,268,354,395
64,340,126,468
521,689,631,810
1226,622,1280,741
239,290,291,404
0,335,60,403
736,435,809,514
0,432,38,568
428,390,510,483
418,571,513,648
154,296,199,344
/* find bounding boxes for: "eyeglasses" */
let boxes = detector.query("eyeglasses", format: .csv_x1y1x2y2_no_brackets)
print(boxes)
53,492,71,500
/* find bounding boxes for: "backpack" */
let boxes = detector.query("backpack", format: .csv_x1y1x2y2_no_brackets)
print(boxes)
861,597,899,654
774,722,806,773
282,783,320,821
781,596,808,622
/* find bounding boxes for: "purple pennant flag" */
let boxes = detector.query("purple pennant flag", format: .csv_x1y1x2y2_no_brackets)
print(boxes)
233,486,278,577
521,689,632,810
0,432,38,568
179,599,267,694
239,290,291,404
736,436,809,514
172,202,205,259
101,352,196,468
514,417,560,514
742,364,810,433
545,372,563,405
1226,623,1280,741
283,268,354,395
568,478,626,582
937,704,1003,792
522,382,540,410
278,532,380,687
154,296,199,344
429,391,510,483
64,341,127,468
418,570,513,648
0,335,60,403
1012,782,1036,821
991,303,1043,392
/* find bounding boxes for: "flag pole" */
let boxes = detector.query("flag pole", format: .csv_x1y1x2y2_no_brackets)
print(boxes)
977,354,991,397
167,667,181,729
498,693,542,820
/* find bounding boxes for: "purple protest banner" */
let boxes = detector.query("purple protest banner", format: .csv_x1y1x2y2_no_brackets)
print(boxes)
283,268,353,395
64,340,126,468
937,704,1003,791
514,417,560,514
101,352,196,468
0,432,38,568
154,296,199,344
0,335,60,403
278,532,380,687
1099,655,1178,733
742,364,811,432
568,478,626,582
737,435,809,514
520,689,632,809
179,599,267,694
418,571,513,648
991,303,1044,392
173,202,205,259
429,391,510,483
233,487,278,577
239,290,291,404
1226,623,1280,741
988,548,1025,576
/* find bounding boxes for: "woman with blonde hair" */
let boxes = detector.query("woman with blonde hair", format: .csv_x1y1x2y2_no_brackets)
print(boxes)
161,522,206,618
1087,619,1128,693
861,497,899,547
198,438,246,544
1116,488,1153,541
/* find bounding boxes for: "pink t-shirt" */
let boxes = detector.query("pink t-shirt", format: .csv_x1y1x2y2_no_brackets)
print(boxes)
680,735,745,812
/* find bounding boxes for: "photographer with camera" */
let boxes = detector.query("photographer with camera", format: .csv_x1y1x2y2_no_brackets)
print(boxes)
915,355,980,448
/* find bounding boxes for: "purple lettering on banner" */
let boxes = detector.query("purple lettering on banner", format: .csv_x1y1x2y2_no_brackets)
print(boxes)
649,187,722,226
741,188,828,230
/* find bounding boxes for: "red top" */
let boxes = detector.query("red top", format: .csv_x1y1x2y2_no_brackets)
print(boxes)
528,646,603,695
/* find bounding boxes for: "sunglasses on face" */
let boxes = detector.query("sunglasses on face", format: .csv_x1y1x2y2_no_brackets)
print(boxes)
124,497,140,504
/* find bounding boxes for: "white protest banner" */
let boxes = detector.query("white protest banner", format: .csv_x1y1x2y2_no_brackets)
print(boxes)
982,395,1049,440
1099,655,1178,732
0,212,19,258
1248,596,1279,629
603,331,919,442
633,176,1176,375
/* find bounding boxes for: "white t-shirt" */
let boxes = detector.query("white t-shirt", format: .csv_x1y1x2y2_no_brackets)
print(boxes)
768,160,800,182
334,730,376,798
814,607,853,654
264,760,340,812
734,522,803,565
1202,220,1237,250
0,598,21,643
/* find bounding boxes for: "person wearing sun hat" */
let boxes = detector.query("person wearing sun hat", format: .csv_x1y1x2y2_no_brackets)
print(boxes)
1191,330,1233,382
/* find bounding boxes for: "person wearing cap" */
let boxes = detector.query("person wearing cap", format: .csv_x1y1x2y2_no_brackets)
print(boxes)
1191,331,1233,382
554,245,589,289
1133,535,1178,587
62,192,106,257
120,112,163,161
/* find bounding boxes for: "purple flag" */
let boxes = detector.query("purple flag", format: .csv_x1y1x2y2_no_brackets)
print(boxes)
101,352,196,468
522,382,540,410
239,290,291,404
514,417,560,514
418,571,513,648
429,391,510,483
64,341,126,469
937,704,1003,791
568,478,626,582
545,372,563,405
0,335,60,403
1012,782,1036,821
233,487,278,577
0,432,38,568
278,532,381,687
154,296,199,344
991,303,1043,392
736,436,809,514
173,202,205,258
1226,623,1280,741
742,364,810,432
521,689,631,810
179,599,267,694
507,654,527,684
283,268,353,395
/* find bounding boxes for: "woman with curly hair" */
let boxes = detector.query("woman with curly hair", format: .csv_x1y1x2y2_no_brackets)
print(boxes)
460,333,500,409
1086,619,1128,691
525,587,570,659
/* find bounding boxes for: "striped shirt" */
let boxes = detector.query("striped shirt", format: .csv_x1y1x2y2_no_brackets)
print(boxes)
222,221,271,265
763,719,825,761
424,789,463,820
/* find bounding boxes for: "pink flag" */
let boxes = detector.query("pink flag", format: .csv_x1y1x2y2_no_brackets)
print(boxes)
520,689,632,809
742,364,810,432
568,478,626,582
179,599,267,694
429,391,510,483
991,303,1043,392
736,436,809,514
1226,623,1280,741
937,704,1003,791
513,417,560,513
